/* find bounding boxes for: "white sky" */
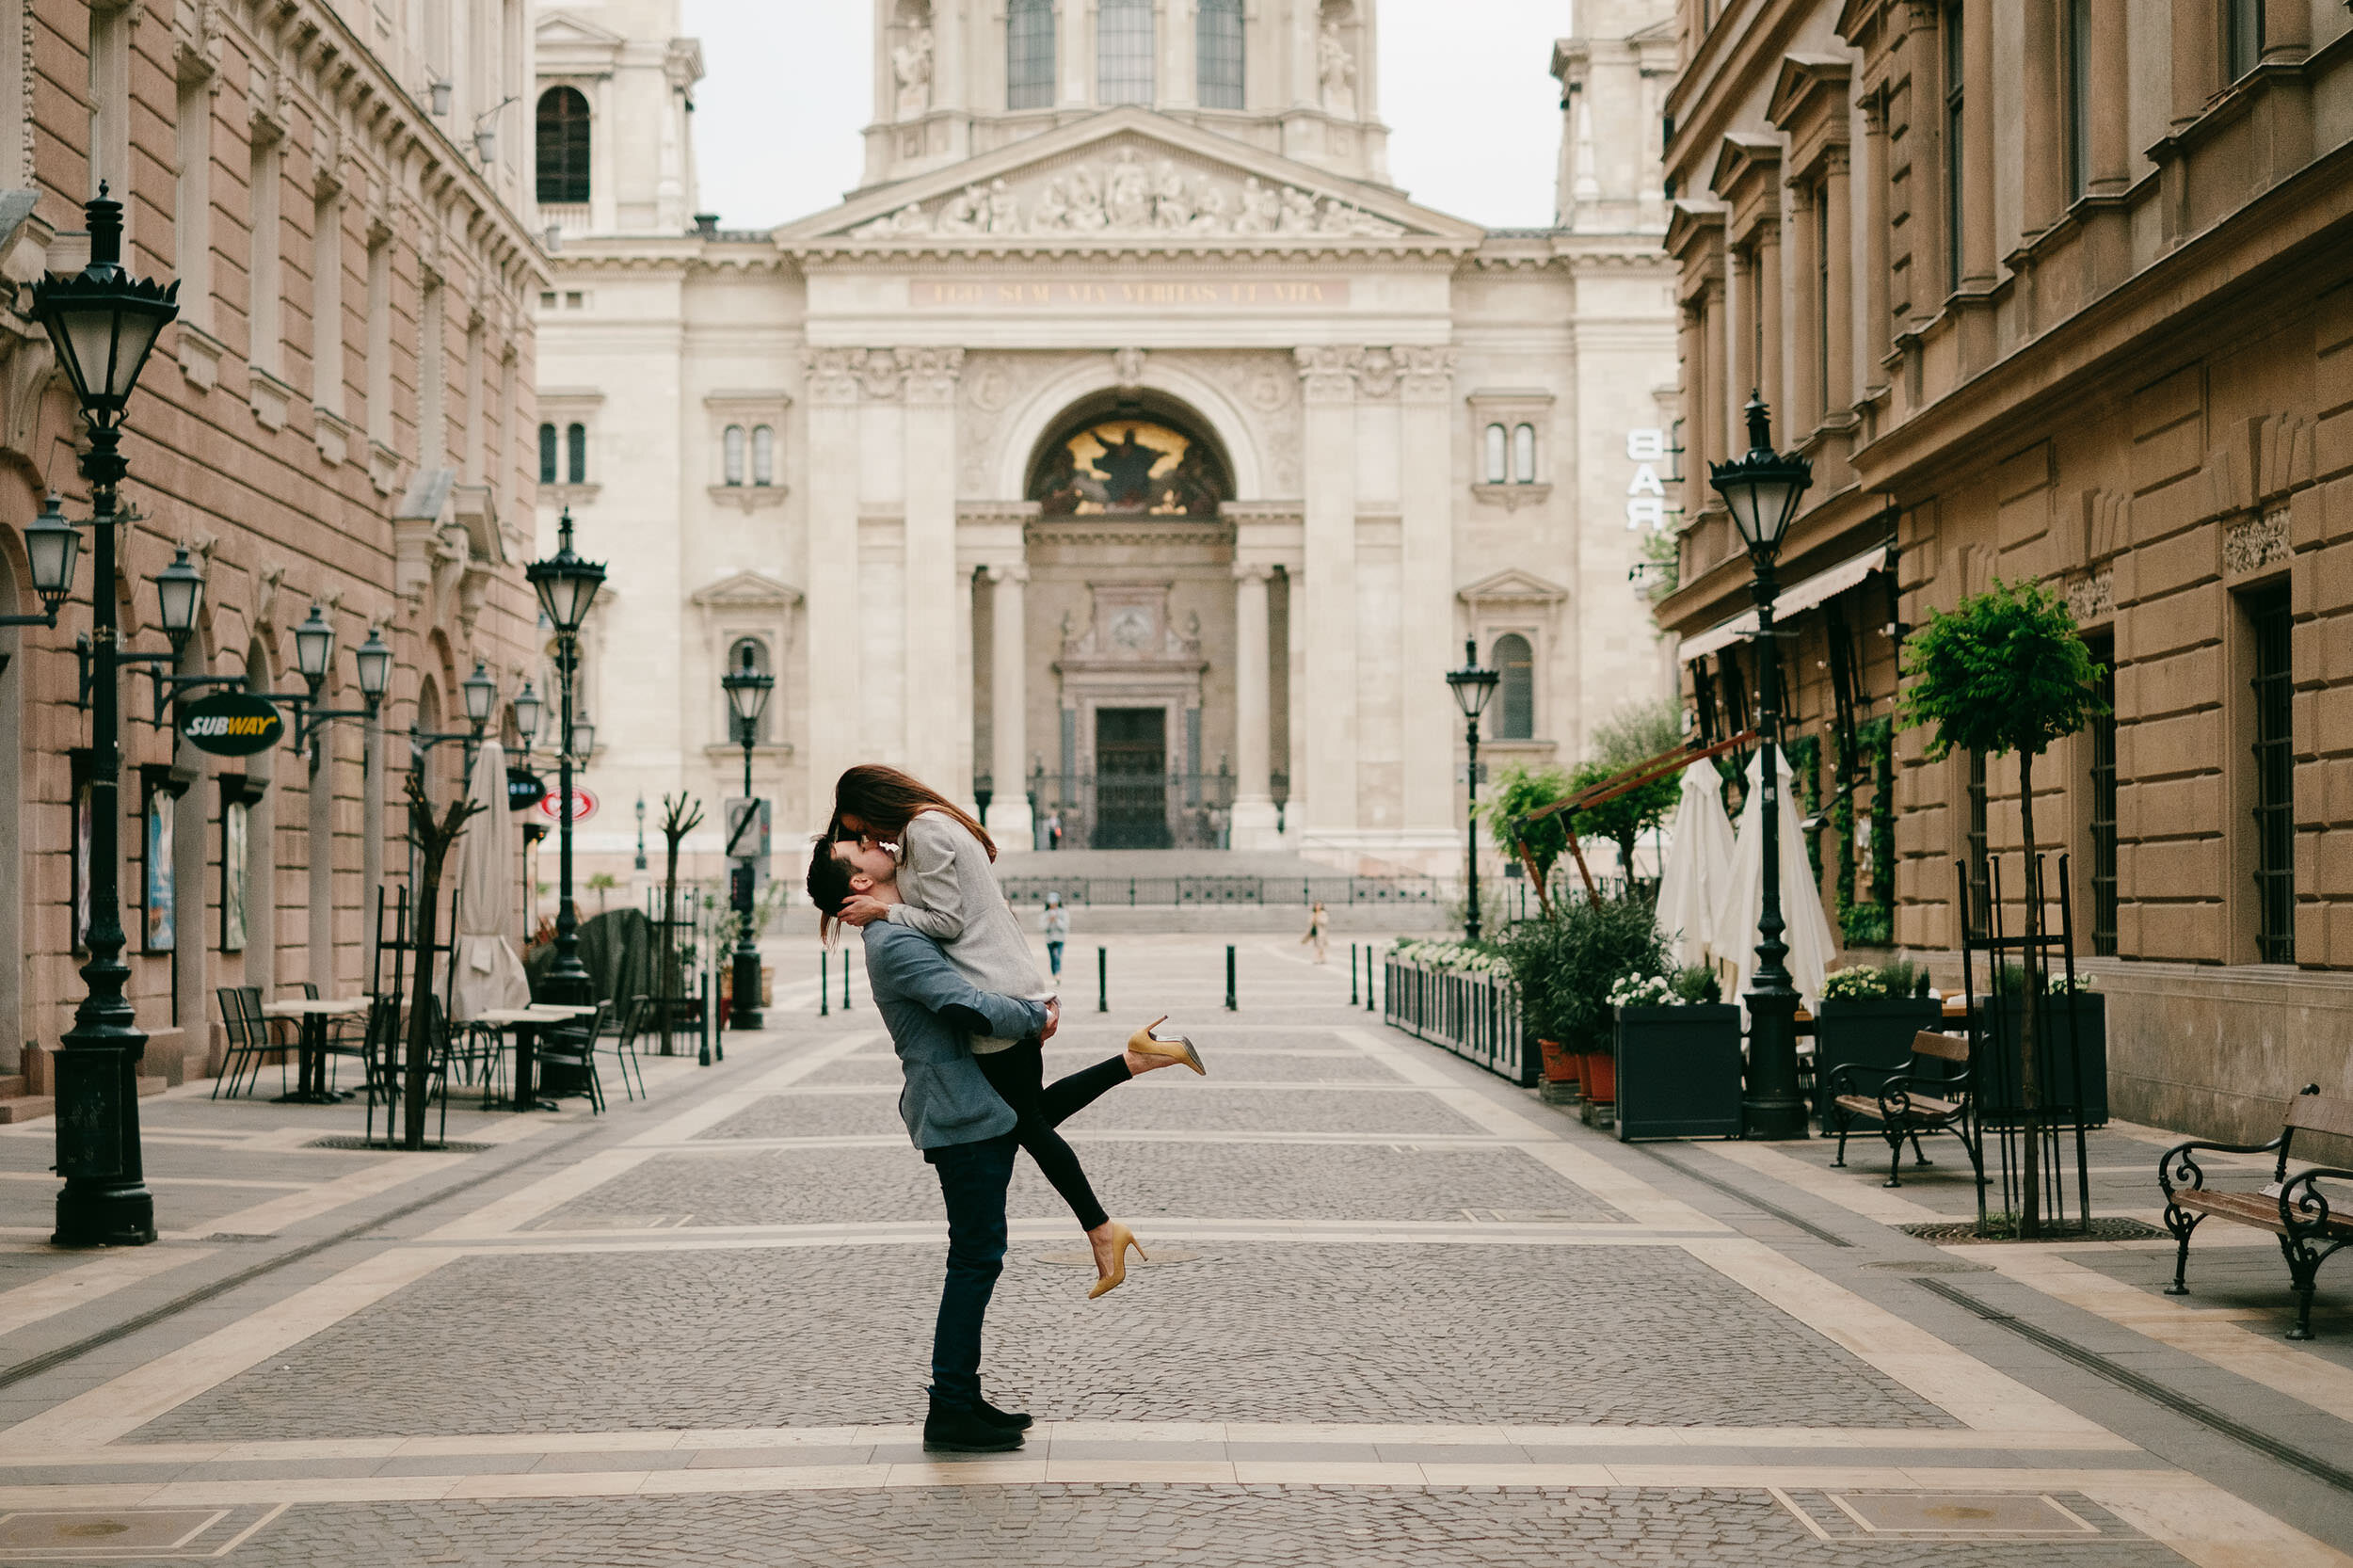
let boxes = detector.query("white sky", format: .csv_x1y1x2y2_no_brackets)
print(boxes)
678,1,1573,232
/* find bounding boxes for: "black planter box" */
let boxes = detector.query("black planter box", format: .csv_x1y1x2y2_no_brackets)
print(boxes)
1973,993,2107,1128
1614,1004,1743,1141
1811,997,1947,1133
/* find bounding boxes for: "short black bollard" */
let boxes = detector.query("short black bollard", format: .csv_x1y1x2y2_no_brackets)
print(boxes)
1096,946,1109,1013
820,950,829,1017
1350,944,1359,1006
1225,945,1237,1012
842,953,853,1012
1367,949,1377,1013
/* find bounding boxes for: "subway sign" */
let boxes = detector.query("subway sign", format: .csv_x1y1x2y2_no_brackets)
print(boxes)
179,693,285,757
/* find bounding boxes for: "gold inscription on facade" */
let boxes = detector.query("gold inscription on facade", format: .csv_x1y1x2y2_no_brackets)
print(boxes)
910,279,1351,309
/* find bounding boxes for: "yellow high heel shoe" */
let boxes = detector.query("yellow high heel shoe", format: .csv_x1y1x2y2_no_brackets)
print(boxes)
1127,1016,1207,1075
1088,1223,1147,1300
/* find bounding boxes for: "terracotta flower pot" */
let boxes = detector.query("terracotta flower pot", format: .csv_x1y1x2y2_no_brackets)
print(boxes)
1537,1038,1579,1084
1573,1048,1617,1105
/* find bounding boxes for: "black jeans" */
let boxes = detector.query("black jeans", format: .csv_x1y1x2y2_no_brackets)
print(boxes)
924,1131,1017,1410
975,1038,1130,1233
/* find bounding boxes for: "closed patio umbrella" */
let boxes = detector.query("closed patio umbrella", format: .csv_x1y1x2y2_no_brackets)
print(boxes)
1657,760,1737,968
452,739,533,1019
1714,748,1835,1016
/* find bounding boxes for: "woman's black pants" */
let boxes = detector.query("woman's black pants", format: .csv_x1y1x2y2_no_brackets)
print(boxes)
974,1037,1128,1233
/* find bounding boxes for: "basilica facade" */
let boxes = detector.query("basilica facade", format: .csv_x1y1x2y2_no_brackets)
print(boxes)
532,0,1679,873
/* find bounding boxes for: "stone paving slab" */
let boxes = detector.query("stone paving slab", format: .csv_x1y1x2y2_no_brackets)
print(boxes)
803,1051,1403,1087
189,1487,2196,1567
701,1086,1486,1142
529,1142,1620,1230
133,1242,1952,1441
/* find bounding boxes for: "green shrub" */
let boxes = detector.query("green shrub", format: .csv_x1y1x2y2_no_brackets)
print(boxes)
1498,893,1668,1050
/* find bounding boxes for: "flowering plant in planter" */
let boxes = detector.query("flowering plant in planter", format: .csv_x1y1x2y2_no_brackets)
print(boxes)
1819,961,1931,1002
1608,968,1722,1009
1390,937,1509,977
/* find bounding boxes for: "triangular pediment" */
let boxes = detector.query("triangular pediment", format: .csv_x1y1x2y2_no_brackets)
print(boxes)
690,569,803,609
1458,568,1569,604
779,108,1485,250
536,9,626,66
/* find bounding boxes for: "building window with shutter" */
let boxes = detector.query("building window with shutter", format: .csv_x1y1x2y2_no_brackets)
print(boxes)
1197,0,1244,109
2247,585,2295,962
536,87,591,204
1008,0,1055,109
2088,640,2118,957
1097,0,1155,104
1512,424,1537,485
1493,633,1535,741
752,425,776,487
566,423,587,485
723,424,745,486
1483,424,1508,485
538,423,558,486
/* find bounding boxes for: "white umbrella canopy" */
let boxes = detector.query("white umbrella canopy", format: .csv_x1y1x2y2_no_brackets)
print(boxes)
1657,761,1737,968
1714,748,1837,1015
451,740,533,1020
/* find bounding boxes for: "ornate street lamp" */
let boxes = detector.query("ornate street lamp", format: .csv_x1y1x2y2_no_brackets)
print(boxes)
152,550,204,654
461,661,497,730
292,603,335,690
526,508,605,1005
568,710,596,763
352,629,393,707
513,680,542,754
33,186,180,1248
1710,392,1815,1141
720,642,775,1032
1446,637,1500,943
0,496,82,633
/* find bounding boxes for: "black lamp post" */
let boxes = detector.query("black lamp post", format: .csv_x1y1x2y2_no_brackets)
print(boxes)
1709,393,1814,1141
526,508,604,1006
634,795,648,872
285,609,393,746
720,642,775,1031
34,186,180,1248
1446,637,1500,943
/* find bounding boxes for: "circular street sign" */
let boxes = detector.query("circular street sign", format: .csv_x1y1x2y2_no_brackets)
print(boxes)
535,786,599,824
179,693,284,757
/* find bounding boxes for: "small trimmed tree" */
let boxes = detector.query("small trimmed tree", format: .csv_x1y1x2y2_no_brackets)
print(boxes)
404,775,486,1150
1897,578,2106,1237
1481,762,1573,907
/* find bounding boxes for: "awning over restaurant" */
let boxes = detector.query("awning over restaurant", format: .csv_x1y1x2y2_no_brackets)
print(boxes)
1674,545,1892,663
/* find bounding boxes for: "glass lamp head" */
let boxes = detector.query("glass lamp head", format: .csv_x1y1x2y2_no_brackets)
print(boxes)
526,508,605,635
23,494,78,614
293,603,335,686
1709,394,1813,560
720,643,775,729
152,548,205,653
462,660,497,728
568,712,596,762
1445,636,1500,721
29,188,181,419
513,680,542,748
353,629,392,704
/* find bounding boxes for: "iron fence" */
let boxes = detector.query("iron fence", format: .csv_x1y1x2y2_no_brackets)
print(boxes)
1000,873,1439,908
1382,953,1535,1087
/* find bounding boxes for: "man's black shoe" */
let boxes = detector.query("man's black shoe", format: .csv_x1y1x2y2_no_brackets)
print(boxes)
975,1395,1032,1431
924,1401,1024,1452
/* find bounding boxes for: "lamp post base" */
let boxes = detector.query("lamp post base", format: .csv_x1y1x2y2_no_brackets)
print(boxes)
729,947,763,1031
1740,986,1809,1140
55,1180,155,1248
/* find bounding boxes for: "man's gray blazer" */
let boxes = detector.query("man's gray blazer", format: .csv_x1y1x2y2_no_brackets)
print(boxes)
860,922,1048,1150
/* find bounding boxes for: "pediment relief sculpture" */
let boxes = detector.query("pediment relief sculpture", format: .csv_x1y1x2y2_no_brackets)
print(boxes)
849,147,1408,242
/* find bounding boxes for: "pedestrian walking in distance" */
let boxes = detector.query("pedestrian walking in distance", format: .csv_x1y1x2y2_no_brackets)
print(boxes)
1041,891,1069,979
1302,900,1330,964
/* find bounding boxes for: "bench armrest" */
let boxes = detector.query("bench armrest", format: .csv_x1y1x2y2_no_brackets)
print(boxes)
1872,1068,1966,1122
2158,1133,2284,1199
2281,1168,2353,1240
1825,1056,1916,1096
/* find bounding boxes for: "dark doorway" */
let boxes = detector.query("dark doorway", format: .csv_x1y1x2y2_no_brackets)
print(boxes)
1094,708,1170,848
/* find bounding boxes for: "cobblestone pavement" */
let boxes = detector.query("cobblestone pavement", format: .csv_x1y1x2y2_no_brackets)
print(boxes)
0,935,2343,1565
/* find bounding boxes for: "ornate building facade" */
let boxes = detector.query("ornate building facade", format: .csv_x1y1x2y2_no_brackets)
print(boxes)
0,0,545,1090
1654,0,2353,1137
534,0,1678,872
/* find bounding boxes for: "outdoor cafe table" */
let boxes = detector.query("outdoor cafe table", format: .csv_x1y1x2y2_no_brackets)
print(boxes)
260,996,371,1104
472,1004,599,1112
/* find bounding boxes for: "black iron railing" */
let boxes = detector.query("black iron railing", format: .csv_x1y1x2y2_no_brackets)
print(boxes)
1382,953,1535,1087
1000,873,1439,908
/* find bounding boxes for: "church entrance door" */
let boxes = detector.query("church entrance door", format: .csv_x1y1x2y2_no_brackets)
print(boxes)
1093,708,1170,849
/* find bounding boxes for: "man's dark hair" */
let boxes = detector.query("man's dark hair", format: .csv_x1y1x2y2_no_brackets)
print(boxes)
805,835,853,932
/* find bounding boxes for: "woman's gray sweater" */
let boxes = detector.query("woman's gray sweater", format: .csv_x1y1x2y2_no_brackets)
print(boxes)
883,812,1051,1053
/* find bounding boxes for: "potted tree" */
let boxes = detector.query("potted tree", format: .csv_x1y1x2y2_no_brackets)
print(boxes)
1484,763,1577,1092
1611,966,1742,1140
1811,962,1944,1133
1897,577,2107,1237
1499,891,1666,1122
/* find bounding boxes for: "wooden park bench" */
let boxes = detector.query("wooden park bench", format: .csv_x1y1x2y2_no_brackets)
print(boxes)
2159,1084,2353,1341
1829,1032,1983,1192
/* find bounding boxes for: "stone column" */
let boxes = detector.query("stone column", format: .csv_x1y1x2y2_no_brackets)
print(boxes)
1861,95,1892,380
1960,0,1996,289
803,350,866,832
987,562,1035,852
1398,346,1459,842
901,348,965,795
1295,347,1360,840
1823,148,1854,420
2085,0,2129,192
1785,183,1816,430
1721,247,1749,440
1756,216,1785,423
1230,562,1277,845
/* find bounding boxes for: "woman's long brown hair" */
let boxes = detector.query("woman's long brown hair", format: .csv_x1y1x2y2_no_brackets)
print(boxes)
830,764,998,862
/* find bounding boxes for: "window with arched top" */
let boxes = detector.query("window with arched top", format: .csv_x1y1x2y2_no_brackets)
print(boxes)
535,87,591,205
1197,0,1244,108
1513,424,1538,485
1483,424,1509,486
565,424,587,485
1007,0,1055,109
728,636,773,744
1097,0,1155,104
722,424,745,487
1493,633,1535,741
751,425,776,487
538,423,558,485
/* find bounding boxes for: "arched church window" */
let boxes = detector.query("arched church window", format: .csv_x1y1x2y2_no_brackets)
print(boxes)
538,423,558,486
728,636,773,744
1483,424,1508,485
1513,424,1538,485
566,423,587,485
723,424,745,487
752,425,776,487
536,87,591,205
1008,0,1055,109
1197,0,1245,109
1031,412,1229,519
1493,633,1535,741
1097,0,1156,104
